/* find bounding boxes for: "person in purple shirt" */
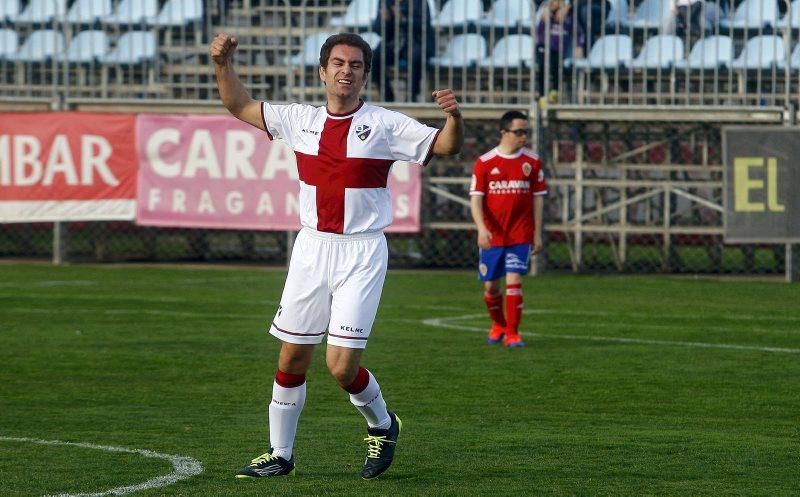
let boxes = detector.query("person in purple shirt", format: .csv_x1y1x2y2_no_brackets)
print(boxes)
535,0,585,104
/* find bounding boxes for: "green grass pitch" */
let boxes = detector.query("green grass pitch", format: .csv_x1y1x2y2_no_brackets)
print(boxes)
1,263,798,496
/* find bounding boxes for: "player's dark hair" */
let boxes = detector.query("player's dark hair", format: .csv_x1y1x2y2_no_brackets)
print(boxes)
319,33,372,74
499,110,528,131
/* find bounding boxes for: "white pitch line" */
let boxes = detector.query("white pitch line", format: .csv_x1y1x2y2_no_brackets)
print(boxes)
0,436,203,497
422,313,800,354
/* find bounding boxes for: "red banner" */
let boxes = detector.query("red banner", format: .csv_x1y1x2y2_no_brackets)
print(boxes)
0,112,137,222
135,114,421,232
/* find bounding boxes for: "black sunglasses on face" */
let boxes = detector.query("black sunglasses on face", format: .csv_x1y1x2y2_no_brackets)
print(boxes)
505,128,530,136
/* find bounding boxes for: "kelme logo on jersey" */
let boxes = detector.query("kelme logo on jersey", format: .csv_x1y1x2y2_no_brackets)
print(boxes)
355,124,371,141
522,162,532,176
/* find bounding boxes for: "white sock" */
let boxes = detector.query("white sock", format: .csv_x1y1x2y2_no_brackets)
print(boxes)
268,381,306,460
349,370,391,430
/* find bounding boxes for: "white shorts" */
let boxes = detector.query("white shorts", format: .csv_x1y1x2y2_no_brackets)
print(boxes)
269,227,388,349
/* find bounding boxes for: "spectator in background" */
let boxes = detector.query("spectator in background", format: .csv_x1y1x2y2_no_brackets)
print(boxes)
469,111,548,348
535,0,584,105
371,0,436,102
577,0,611,46
675,0,705,38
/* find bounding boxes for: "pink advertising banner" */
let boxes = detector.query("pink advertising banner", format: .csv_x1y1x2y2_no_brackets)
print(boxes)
135,114,421,232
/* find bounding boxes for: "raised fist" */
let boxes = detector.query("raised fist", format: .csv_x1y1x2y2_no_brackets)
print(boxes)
210,33,238,66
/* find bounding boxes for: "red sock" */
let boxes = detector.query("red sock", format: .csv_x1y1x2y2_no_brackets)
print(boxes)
505,284,523,334
483,291,506,327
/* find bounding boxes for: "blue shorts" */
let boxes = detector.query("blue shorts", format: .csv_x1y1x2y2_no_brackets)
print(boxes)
478,243,531,281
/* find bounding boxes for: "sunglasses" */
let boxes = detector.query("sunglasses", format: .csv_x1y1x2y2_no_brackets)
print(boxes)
505,128,530,136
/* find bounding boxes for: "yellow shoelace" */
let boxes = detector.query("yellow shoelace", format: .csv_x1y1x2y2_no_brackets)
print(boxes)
363,434,394,459
251,452,278,465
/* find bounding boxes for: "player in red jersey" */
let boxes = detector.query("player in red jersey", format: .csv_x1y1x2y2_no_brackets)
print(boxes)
469,111,548,348
211,32,463,479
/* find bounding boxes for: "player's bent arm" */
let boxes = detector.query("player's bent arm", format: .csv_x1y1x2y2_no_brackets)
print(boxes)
432,113,464,155
214,62,265,131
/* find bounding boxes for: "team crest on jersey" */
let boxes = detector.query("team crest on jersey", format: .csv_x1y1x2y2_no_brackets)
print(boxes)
479,263,488,276
355,124,371,141
522,162,532,176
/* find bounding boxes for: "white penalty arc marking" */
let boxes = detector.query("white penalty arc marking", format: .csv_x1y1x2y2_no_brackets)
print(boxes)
423,313,800,354
0,436,203,497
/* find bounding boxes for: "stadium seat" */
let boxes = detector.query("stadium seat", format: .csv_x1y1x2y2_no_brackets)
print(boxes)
477,0,534,28
606,0,628,28
431,0,483,28
478,34,534,68
571,34,632,69
148,0,204,27
12,0,67,23
627,34,683,69
428,33,487,67
66,0,112,24
6,29,64,61
0,0,19,22
620,0,672,30
674,35,734,70
730,35,785,70
328,0,379,29
99,31,157,64
720,0,779,30
63,29,109,62
102,0,159,25
285,32,332,66
776,43,800,70
776,0,800,29
0,28,18,59
359,31,382,50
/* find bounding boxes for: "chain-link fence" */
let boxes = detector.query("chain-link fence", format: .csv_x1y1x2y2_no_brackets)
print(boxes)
0,112,793,276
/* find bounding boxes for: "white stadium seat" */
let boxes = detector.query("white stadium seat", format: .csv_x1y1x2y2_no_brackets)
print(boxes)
285,32,332,66
730,35,785,70
0,27,18,59
66,0,112,24
572,34,633,70
102,0,159,25
628,34,683,69
12,0,67,23
63,30,109,63
477,0,534,28
431,0,483,28
328,0,379,29
99,31,158,64
148,0,204,27
675,35,734,70
429,33,487,68
7,29,64,62
478,34,535,68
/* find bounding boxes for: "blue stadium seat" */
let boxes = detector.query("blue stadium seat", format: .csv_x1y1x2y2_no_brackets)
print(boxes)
0,0,20,22
7,29,64,61
620,0,672,30
66,0,112,24
429,33,487,67
0,27,18,59
64,29,109,62
12,0,67,24
720,0,779,30
776,43,800,70
328,0,379,29
674,35,734,70
571,34,632,69
477,0,534,29
285,32,332,66
99,31,157,64
730,35,785,70
776,0,800,29
478,34,534,68
148,0,204,27
102,0,159,25
628,34,683,69
431,0,483,28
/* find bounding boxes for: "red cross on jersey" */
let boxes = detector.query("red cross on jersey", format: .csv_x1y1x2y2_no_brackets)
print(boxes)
261,100,439,234
469,147,549,247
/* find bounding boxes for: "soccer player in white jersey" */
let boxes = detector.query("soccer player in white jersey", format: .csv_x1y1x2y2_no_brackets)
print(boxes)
210,32,464,479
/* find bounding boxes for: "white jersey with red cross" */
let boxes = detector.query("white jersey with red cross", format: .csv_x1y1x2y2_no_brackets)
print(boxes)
261,100,440,234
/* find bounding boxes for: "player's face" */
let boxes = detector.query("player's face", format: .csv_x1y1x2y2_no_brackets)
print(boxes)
501,118,530,149
319,44,368,102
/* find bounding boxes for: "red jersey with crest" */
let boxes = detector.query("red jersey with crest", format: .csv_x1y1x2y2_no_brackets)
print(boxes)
469,147,548,247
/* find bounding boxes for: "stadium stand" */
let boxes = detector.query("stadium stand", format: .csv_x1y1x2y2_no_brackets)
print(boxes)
0,0,19,22
0,27,17,58
328,0,378,29
478,33,535,67
429,32,487,67
431,0,483,28
63,29,109,62
621,0,673,30
477,0,534,28
730,34,785,69
628,34,684,69
102,0,159,25
12,0,67,24
66,0,112,24
7,29,64,62
720,0,779,30
674,35,734,69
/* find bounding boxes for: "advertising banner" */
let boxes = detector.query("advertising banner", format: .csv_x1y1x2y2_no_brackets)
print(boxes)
723,127,800,243
135,114,422,232
0,113,137,222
